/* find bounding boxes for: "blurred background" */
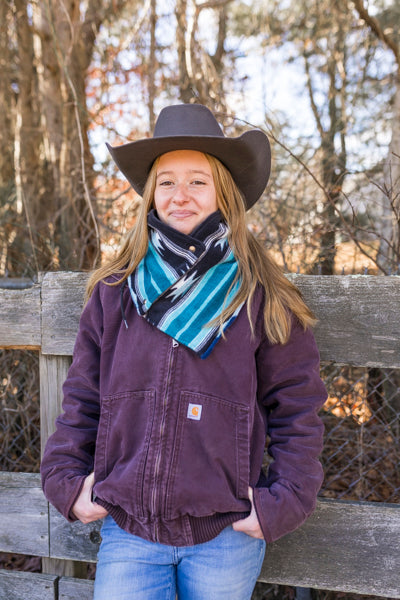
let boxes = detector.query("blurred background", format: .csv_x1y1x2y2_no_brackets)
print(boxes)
0,1,399,598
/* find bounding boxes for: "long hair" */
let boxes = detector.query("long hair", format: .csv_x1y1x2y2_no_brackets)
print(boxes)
85,158,160,299
86,153,316,344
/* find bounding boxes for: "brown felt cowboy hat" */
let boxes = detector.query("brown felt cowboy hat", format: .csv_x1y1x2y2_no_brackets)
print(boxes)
106,104,271,210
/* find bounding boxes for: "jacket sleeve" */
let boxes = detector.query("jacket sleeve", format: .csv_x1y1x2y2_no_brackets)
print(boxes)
252,317,327,543
40,283,104,522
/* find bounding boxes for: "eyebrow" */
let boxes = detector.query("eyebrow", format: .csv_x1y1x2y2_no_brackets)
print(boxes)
156,169,212,180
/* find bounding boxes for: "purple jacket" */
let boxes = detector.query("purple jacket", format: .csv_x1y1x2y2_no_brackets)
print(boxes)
41,276,326,546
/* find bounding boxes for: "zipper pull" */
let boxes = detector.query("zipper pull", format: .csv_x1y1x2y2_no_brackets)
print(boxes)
172,339,179,348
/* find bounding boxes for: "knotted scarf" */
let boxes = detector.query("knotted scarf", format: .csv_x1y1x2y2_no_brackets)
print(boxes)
127,210,244,358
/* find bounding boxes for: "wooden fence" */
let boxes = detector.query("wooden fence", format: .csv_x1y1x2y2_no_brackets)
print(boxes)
1,271,400,599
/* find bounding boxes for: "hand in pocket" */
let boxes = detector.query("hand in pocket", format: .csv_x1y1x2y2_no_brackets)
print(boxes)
72,472,109,524
232,487,264,539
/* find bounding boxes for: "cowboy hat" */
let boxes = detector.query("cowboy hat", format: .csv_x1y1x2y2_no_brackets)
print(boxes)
106,104,271,210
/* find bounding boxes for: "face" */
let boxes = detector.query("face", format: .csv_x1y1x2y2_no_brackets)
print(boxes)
153,150,218,235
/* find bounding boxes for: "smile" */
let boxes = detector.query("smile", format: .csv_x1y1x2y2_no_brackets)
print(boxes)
169,211,196,219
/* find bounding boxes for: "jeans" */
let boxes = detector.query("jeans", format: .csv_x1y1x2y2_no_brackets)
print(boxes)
94,516,266,600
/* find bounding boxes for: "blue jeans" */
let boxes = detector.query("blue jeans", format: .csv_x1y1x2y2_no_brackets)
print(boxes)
94,516,266,600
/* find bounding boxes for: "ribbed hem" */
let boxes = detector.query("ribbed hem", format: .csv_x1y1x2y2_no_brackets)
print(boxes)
95,499,132,534
94,498,249,547
188,511,249,545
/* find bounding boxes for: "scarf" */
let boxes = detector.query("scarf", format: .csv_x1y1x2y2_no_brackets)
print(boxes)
127,210,244,358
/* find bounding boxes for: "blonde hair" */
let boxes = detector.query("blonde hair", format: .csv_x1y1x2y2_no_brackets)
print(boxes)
86,153,316,344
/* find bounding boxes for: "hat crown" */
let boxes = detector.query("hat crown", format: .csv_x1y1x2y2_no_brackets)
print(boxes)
153,104,224,139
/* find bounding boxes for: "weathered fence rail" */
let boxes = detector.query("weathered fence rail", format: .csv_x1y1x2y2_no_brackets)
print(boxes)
1,272,400,599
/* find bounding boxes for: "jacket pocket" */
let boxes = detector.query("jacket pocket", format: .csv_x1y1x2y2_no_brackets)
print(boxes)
93,389,155,518
165,391,250,519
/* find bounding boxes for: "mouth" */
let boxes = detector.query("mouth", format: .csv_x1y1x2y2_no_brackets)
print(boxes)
169,211,196,219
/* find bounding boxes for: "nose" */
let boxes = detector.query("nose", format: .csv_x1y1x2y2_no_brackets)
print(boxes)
171,182,189,204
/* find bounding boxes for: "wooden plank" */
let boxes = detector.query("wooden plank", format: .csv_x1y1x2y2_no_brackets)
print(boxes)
288,274,400,368
41,271,88,355
0,271,399,366
0,284,41,349
0,472,48,557
0,570,57,600
0,474,399,598
0,277,35,290
39,272,400,367
259,498,400,598
59,576,94,600
48,496,400,598
49,505,101,563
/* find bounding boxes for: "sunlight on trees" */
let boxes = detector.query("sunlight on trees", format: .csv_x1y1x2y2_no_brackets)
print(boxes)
0,0,399,278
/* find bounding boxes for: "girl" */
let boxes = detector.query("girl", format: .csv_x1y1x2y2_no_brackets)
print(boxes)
41,103,326,600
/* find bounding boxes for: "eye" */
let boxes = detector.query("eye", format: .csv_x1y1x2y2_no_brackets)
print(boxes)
191,180,206,185
159,180,174,186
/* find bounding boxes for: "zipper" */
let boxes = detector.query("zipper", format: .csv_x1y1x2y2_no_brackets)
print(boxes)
151,338,179,541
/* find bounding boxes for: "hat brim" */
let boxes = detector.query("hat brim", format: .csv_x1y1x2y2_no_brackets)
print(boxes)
106,129,270,210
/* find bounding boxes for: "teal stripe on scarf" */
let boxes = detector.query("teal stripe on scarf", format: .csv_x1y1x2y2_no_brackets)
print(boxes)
141,242,174,300
163,261,240,339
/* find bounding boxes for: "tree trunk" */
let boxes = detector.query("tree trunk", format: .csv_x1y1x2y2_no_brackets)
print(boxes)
0,1,15,276
31,0,100,271
378,76,400,271
14,0,46,272
0,0,14,189
176,0,193,103
148,0,157,131
175,0,228,110
391,78,400,267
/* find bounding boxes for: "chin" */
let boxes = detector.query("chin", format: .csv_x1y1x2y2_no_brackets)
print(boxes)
176,226,194,235
170,220,197,235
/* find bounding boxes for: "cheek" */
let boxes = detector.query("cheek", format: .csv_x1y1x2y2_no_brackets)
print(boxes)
207,191,218,212
153,193,166,213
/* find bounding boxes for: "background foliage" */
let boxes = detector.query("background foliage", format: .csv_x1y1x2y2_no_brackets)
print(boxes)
1,0,400,278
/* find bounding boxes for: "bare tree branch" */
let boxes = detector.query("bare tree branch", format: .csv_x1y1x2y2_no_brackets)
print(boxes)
303,51,324,138
353,0,400,66
196,0,232,9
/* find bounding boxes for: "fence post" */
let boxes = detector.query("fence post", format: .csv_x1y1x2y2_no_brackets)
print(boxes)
40,354,87,578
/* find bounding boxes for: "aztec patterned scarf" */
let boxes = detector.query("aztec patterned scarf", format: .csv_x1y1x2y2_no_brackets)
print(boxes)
127,210,244,358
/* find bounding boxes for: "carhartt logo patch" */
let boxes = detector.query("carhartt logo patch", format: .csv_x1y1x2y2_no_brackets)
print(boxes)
187,403,202,420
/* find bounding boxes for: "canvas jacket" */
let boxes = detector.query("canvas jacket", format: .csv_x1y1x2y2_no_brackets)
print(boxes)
41,276,327,547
